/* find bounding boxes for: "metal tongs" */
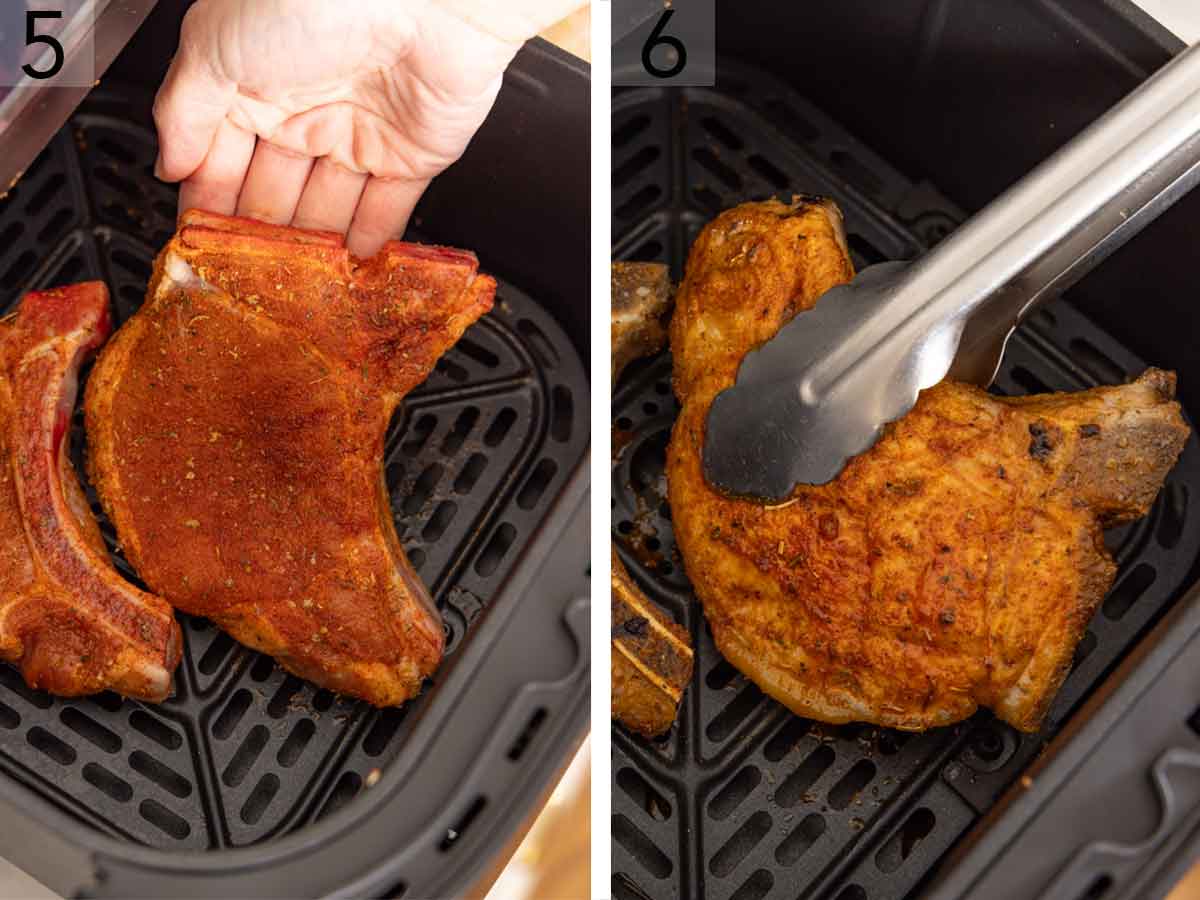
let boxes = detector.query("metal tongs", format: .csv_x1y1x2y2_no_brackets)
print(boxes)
704,42,1200,502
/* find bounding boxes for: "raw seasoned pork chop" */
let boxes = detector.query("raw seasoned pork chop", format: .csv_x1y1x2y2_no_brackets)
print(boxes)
667,199,1188,732
0,283,181,700
86,212,495,706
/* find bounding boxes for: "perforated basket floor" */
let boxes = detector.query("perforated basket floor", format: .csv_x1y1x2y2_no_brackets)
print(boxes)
611,62,1200,900
0,88,588,853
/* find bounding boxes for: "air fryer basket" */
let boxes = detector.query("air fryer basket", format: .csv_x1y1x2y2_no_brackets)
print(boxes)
611,50,1200,900
0,46,590,900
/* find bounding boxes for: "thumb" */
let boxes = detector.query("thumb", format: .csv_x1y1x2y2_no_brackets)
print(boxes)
152,49,235,183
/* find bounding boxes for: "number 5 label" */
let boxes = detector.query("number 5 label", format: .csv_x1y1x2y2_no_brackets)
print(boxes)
0,1,96,88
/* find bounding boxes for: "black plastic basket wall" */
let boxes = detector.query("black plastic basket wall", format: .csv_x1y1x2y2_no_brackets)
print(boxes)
0,87,588,851
611,62,1200,900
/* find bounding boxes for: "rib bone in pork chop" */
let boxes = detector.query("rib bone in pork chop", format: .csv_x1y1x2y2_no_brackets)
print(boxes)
85,212,495,706
0,283,181,700
667,199,1189,732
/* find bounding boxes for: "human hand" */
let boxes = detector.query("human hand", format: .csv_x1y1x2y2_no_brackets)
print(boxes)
153,0,586,257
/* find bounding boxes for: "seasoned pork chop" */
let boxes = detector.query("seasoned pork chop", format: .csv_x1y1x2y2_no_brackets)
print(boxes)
611,262,693,737
0,283,181,700
667,199,1188,732
86,212,495,706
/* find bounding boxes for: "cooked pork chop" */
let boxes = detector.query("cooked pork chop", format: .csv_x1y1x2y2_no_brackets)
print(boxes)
86,212,495,706
611,262,693,737
667,199,1189,732
0,283,181,700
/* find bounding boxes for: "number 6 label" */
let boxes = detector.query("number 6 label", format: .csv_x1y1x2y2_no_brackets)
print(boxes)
613,0,715,87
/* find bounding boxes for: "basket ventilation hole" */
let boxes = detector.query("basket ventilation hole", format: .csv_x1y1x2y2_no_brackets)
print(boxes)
364,708,408,757
0,700,18,730
94,167,139,200
1102,562,1156,621
706,659,738,691
454,453,488,494
1,251,36,290
250,654,275,682
408,547,426,571
613,114,652,148
776,744,836,808
614,146,661,191
97,137,137,164
402,414,437,456
1157,484,1188,550
875,807,935,873
267,676,305,719
1010,366,1053,395
455,338,499,369
628,238,664,262
422,500,457,541
710,810,772,877
618,767,672,821
879,730,910,755
1078,875,1114,900
691,147,742,191
1069,338,1125,384
37,209,73,245
241,773,280,824
551,386,574,443
90,691,123,713
517,459,558,510
213,688,253,739
0,221,22,250
484,407,517,447
829,149,883,195
403,463,443,516
130,750,192,798
835,886,867,900
321,771,363,818
277,719,316,767
382,881,408,899
748,155,789,190
730,870,773,900
762,99,820,141
706,683,763,743
702,117,744,151
27,727,75,765
60,707,121,753
776,813,826,866
475,523,516,577
829,759,877,811
313,689,335,712
436,357,469,382
615,184,662,221
507,707,548,761
441,407,479,455
223,724,269,787
198,631,237,675
709,765,759,821
613,814,672,879
83,762,132,803
440,795,487,851
23,173,66,217
140,798,190,839
764,717,811,761
518,319,560,369
847,234,887,267
110,248,151,281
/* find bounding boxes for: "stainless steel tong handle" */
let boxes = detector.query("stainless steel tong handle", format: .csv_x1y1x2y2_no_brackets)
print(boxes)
828,41,1200,393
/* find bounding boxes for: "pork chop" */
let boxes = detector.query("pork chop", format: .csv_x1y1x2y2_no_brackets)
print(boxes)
85,212,495,706
611,262,694,737
0,283,181,700
667,198,1189,732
